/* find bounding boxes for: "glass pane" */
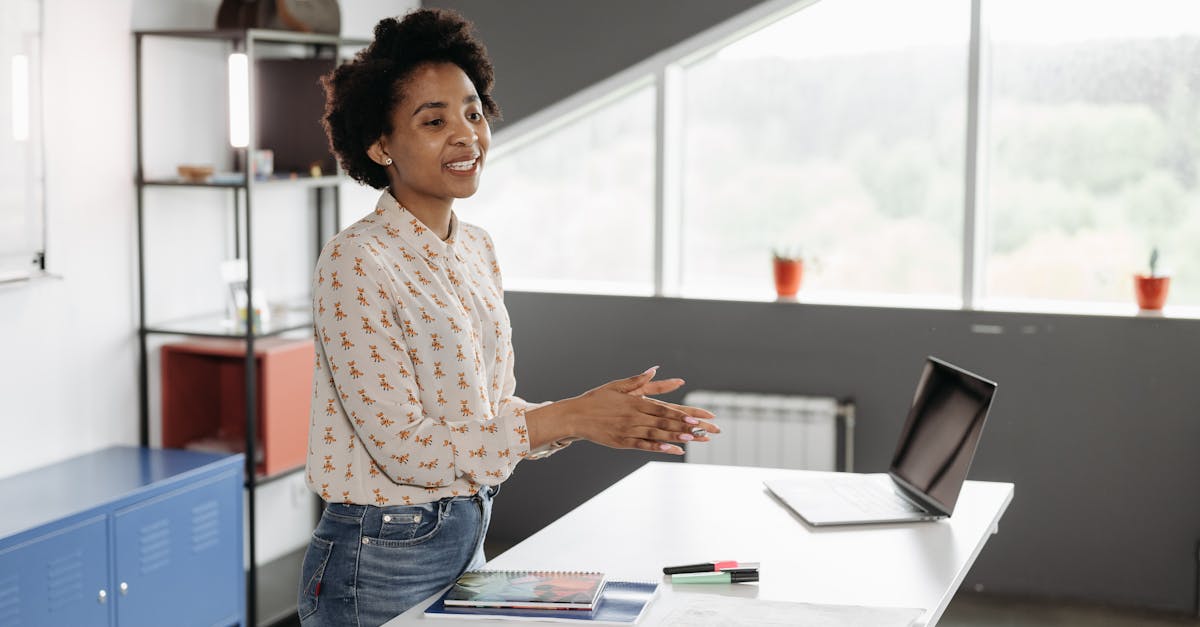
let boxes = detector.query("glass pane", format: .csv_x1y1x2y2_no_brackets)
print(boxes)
680,0,968,301
0,0,43,278
463,84,656,294
984,0,1200,307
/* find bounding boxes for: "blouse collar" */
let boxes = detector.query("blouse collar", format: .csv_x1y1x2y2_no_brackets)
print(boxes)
374,190,458,262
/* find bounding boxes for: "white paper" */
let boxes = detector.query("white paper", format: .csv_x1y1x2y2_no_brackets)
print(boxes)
660,596,923,627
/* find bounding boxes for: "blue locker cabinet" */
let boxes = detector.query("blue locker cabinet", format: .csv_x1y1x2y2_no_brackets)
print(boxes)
0,446,244,626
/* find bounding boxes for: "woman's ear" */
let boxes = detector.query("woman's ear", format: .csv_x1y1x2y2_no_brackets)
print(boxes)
366,139,390,166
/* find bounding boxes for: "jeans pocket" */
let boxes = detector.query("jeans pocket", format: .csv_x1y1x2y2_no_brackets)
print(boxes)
297,536,333,621
375,501,440,543
369,500,448,547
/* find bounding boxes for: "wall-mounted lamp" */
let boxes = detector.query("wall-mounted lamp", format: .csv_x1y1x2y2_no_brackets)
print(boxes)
228,52,249,148
11,54,29,142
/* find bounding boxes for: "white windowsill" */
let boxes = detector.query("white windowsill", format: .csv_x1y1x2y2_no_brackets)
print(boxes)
0,269,61,288
974,298,1200,321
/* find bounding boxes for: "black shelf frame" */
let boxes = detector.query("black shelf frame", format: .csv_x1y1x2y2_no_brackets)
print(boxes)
134,28,364,627
142,301,315,338
142,174,345,189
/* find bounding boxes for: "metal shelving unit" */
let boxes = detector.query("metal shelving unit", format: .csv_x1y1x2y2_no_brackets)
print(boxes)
133,28,367,626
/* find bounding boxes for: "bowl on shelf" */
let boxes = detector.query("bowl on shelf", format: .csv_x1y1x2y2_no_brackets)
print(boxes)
177,164,215,183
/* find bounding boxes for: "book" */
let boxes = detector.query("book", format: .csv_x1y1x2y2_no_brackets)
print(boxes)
426,580,659,624
442,570,607,610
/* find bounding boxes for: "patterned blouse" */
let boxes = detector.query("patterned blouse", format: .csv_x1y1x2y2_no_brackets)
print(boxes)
305,191,562,506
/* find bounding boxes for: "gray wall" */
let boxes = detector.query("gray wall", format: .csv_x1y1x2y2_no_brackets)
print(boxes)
423,0,770,126
424,0,1200,614
496,293,1200,614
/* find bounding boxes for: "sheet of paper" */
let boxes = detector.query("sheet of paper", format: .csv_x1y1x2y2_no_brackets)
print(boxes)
660,596,924,627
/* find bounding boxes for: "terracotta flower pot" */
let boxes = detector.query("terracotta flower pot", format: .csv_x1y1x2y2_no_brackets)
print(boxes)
773,259,804,298
1134,275,1170,310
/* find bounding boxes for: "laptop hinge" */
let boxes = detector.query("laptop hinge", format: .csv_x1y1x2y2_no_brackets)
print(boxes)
889,472,949,517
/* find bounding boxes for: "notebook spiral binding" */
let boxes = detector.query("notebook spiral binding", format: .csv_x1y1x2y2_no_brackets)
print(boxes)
473,570,604,576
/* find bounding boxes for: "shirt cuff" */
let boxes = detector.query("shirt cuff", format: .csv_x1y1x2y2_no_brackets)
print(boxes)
519,400,576,460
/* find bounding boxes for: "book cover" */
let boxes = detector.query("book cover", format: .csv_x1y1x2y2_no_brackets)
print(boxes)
443,570,607,610
426,580,659,624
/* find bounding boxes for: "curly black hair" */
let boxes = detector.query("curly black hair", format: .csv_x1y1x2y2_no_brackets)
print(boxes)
321,9,500,189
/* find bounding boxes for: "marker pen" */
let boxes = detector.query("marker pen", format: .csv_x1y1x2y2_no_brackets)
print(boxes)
671,569,759,584
662,561,758,574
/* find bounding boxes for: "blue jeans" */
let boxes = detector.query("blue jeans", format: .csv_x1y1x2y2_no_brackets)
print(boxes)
298,486,495,627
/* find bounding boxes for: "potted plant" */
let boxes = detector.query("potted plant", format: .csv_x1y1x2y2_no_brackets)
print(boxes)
1134,247,1170,310
772,248,805,299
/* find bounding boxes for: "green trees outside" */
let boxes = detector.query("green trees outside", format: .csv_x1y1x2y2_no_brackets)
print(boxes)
987,39,1200,304
680,35,1199,305
680,50,965,297
470,18,1199,308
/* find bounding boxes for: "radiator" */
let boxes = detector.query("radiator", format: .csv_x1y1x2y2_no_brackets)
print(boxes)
682,391,855,472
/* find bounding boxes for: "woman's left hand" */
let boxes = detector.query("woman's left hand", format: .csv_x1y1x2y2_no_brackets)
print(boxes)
625,367,716,442
625,371,685,398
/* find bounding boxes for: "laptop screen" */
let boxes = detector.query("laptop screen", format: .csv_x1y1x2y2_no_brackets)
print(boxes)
888,357,996,515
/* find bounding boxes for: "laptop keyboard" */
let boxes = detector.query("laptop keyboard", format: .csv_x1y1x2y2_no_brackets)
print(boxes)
831,481,924,514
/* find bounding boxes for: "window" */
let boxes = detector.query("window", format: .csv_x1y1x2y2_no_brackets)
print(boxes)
465,83,657,295
470,0,1199,316
0,0,43,280
679,0,968,302
983,0,1200,307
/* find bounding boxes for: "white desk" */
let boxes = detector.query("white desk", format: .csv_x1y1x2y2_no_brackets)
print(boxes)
386,462,1014,626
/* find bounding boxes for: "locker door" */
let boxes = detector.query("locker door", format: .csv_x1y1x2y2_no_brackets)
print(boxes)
0,516,110,627
113,471,241,627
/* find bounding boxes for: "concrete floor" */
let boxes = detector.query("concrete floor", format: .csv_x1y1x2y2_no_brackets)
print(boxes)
941,592,1200,627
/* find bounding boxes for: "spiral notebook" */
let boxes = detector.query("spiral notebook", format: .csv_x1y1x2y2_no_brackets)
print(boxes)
442,570,607,610
426,579,660,624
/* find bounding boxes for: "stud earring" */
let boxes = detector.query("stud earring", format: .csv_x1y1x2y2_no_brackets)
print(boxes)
384,157,393,166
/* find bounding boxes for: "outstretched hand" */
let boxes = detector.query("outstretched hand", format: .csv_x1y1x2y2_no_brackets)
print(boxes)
561,366,720,455
623,366,687,398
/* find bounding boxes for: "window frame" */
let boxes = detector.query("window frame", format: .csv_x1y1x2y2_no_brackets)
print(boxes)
482,0,1200,319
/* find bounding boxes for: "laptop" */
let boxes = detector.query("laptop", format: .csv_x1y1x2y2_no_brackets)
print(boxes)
764,356,997,526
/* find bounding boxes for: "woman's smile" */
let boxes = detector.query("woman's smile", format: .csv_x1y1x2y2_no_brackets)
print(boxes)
444,153,481,175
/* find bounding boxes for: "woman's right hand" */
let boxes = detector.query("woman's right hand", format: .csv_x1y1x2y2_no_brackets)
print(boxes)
559,367,720,455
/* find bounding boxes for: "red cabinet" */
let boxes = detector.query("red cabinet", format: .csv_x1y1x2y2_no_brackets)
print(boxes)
162,338,313,477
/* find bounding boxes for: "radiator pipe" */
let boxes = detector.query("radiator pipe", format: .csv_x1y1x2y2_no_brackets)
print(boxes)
838,400,855,473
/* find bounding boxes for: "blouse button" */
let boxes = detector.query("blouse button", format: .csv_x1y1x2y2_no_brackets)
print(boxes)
383,515,392,523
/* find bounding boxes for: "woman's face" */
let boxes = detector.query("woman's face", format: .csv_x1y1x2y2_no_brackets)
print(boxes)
373,62,491,207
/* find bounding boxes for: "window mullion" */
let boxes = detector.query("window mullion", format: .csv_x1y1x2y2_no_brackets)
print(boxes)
962,0,989,310
654,64,684,297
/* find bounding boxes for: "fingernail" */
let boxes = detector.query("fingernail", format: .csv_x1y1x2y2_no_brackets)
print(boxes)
684,416,699,424
678,433,694,441
658,443,673,451
642,365,660,375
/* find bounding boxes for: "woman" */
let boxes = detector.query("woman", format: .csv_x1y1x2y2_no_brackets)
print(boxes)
298,9,718,626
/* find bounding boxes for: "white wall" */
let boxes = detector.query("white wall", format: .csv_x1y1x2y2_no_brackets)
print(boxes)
1,0,416,563
0,0,139,481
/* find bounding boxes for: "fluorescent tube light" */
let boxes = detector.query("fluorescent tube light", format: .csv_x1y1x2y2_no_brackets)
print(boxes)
228,53,249,148
12,55,28,142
